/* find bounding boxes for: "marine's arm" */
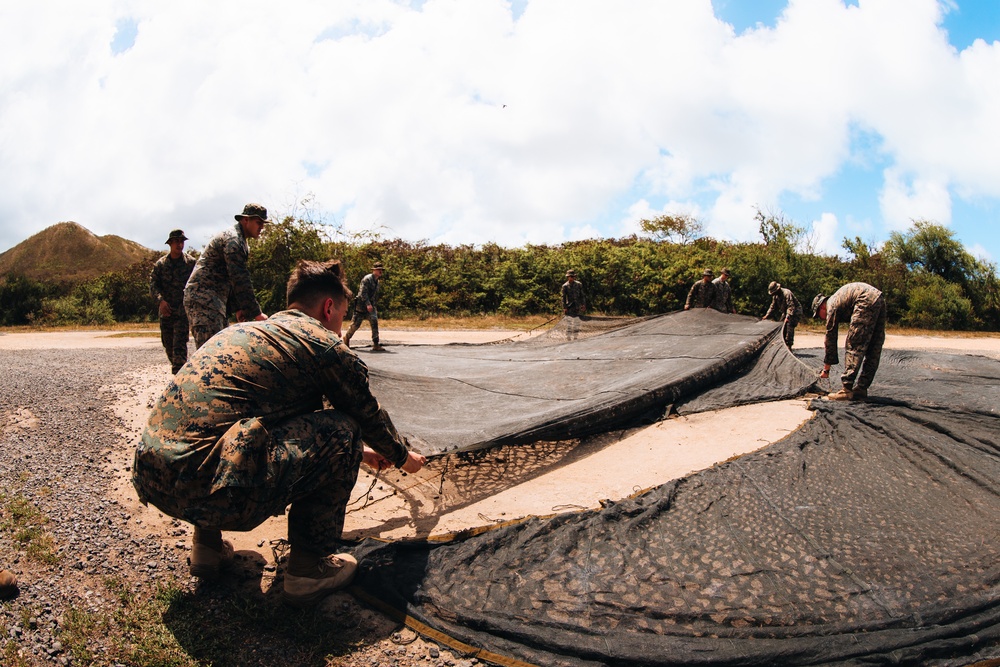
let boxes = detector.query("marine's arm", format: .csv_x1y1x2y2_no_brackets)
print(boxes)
223,235,263,320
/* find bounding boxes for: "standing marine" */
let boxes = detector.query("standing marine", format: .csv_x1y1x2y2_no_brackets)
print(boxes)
150,229,196,373
184,203,269,349
684,269,718,310
812,282,886,401
344,262,385,351
710,268,736,314
560,269,586,340
763,281,802,349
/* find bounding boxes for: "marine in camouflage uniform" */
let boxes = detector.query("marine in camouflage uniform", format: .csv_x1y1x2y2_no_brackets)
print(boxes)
813,282,886,400
150,229,196,373
132,309,414,555
763,281,802,349
685,269,718,310
710,268,735,314
344,262,384,350
184,203,269,349
560,269,586,340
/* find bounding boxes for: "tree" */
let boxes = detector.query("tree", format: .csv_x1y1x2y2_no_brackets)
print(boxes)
883,220,976,285
639,214,703,243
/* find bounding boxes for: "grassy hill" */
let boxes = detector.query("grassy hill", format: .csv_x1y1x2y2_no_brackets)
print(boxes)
0,221,157,282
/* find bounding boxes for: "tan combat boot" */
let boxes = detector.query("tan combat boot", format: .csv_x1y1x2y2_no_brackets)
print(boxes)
283,552,358,607
826,386,855,401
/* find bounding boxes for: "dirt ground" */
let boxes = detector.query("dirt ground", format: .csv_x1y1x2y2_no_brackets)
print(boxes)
3,325,999,664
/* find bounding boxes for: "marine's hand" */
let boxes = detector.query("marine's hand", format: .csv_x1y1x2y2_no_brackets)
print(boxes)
158,300,172,317
362,446,392,472
367,304,374,313
401,451,427,474
254,313,268,321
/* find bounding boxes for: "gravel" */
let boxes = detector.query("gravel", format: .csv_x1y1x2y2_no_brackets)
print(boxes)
0,346,478,667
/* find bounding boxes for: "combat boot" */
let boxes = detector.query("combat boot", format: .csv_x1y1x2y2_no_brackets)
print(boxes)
283,553,358,607
826,386,855,401
371,343,386,352
0,570,18,600
189,532,235,579
852,387,868,400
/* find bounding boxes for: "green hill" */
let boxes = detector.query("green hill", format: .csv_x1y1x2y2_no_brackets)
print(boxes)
0,221,157,282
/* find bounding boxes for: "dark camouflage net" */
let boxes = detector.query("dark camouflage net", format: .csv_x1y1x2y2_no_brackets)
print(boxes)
352,341,1000,666
366,310,818,457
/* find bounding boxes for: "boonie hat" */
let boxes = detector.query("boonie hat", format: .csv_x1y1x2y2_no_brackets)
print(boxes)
565,269,576,277
165,229,187,244
702,269,714,277
720,267,731,277
768,281,781,295
372,262,384,271
811,294,828,318
235,203,271,223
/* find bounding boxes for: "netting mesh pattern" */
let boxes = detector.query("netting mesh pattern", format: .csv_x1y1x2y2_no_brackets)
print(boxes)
367,310,817,456
354,351,1000,666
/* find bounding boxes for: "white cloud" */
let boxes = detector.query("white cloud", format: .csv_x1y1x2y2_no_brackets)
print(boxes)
807,212,841,256
879,168,953,230
0,0,998,262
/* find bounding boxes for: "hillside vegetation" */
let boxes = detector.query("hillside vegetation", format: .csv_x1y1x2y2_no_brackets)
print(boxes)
0,221,156,282
0,212,997,331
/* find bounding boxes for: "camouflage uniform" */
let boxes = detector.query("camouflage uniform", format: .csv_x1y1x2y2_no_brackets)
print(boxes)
131,310,411,553
685,279,717,309
822,282,886,391
710,277,734,314
150,252,196,373
183,222,262,349
560,277,586,340
764,287,802,348
561,280,586,316
345,272,382,346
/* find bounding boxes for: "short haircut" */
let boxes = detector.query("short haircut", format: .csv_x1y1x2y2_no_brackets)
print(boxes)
286,259,353,308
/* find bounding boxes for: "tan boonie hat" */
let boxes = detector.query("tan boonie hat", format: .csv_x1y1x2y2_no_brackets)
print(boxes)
768,281,781,295
235,203,271,223
565,269,576,277
165,229,187,244
373,262,384,270
702,269,714,277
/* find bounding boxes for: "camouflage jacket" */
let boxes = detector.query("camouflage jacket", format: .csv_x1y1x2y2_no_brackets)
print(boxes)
356,273,381,311
764,288,802,323
685,280,717,309
132,310,410,500
561,280,586,314
149,253,196,311
823,282,883,366
184,222,261,322
710,277,733,313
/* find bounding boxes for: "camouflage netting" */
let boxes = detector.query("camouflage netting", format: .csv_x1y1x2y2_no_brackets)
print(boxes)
367,310,818,457
351,325,1000,666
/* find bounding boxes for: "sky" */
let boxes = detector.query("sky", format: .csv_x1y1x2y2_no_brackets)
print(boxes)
2,0,999,263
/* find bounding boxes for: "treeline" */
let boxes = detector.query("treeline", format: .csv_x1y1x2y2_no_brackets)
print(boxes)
1,212,998,330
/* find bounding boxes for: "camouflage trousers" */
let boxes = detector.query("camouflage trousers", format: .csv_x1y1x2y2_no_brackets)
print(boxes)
159,313,190,374
187,310,228,349
782,318,799,349
346,308,379,345
141,410,363,554
564,313,583,340
841,296,887,391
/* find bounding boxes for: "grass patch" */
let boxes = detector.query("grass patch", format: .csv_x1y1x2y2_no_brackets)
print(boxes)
1,493,60,565
55,576,363,667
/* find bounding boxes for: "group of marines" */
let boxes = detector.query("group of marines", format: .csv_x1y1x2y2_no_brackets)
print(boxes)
0,205,885,607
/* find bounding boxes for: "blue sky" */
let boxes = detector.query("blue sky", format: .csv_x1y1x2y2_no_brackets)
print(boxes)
1,0,999,265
